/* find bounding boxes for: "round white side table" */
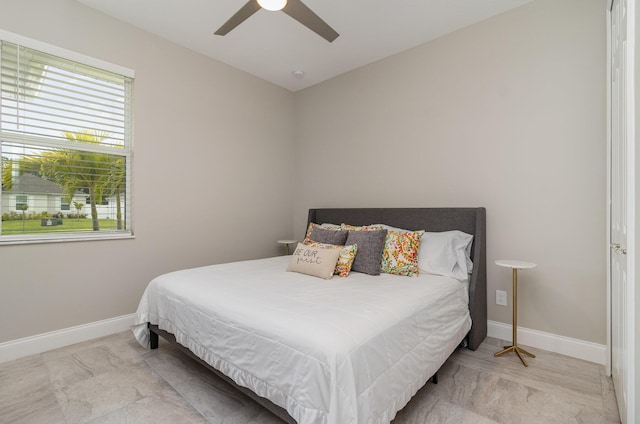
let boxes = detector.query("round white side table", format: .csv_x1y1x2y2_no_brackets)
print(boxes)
494,259,537,367
277,239,297,255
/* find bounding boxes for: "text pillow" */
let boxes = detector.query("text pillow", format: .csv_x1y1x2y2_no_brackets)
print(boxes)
286,243,342,280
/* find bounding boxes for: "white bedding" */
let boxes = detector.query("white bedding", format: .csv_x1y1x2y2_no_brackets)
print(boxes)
133,256,471,424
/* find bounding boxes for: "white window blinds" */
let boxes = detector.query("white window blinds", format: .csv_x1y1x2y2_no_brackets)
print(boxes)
0,36,134,243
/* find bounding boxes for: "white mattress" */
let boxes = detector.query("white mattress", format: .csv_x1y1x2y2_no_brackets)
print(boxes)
133,256,471,424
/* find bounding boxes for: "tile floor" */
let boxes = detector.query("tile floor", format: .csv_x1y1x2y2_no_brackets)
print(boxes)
0,331,621,424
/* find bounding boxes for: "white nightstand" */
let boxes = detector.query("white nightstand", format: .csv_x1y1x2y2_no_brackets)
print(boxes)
277,239,297,255
494,259,537,367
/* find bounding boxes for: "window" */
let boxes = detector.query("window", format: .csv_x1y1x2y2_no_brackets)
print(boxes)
15,194,27,211
85,196,108,205
0,31,134,243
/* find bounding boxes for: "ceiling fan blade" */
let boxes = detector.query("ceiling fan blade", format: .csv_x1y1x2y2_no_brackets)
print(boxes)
214,0,261,36
282,0,339,43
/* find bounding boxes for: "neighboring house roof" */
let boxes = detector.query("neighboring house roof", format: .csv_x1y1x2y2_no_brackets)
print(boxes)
3,173,63,195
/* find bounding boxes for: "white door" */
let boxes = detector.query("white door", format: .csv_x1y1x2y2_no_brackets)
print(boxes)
609,0,633,422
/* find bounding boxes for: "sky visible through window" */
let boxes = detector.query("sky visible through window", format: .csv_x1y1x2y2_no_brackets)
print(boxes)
2,63,126,146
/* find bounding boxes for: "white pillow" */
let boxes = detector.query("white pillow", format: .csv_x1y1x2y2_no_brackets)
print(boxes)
319,223,341,229
286,243,342,279
419,231,474,280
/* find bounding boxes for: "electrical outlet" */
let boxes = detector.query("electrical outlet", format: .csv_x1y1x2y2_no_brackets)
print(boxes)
496,290,507,306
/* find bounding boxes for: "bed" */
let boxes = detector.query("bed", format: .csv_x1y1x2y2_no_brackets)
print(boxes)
133,207,487,424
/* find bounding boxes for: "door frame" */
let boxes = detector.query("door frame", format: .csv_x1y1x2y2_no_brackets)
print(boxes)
606,1,636,423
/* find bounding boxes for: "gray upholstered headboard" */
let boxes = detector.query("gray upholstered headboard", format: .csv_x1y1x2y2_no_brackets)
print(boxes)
307,207,487,351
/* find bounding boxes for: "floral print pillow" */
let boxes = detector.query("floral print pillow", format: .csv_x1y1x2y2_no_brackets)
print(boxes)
381,230,423,277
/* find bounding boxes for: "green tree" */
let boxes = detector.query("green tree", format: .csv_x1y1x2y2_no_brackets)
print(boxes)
103,157,125,230
1,157,12,191
38,131,121,231
13,155,42,178
73,201,83,221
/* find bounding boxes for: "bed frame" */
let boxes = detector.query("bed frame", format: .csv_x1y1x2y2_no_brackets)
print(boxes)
148,207,486,423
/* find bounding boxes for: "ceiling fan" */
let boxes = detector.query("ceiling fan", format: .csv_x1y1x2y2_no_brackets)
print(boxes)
214,0,339,43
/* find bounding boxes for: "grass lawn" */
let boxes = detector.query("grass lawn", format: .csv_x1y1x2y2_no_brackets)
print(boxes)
1,218,120,234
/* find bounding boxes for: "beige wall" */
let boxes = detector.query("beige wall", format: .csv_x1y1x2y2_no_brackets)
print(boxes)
0,0,609,347
0,0,295,343
294,0,607,343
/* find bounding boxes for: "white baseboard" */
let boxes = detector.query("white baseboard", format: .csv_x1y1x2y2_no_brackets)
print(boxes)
0,313,136,364
487,320,607,365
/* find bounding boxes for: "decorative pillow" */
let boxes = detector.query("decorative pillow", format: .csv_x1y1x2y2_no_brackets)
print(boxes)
340,224,384,231
306,242,358,277
309,226,349,245
381,230,423,277
419,231,474,280
286,243,342,280
303,222,343,244
344,229,388,275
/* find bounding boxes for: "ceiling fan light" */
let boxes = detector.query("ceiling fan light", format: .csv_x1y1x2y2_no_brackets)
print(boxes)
257,0,287,11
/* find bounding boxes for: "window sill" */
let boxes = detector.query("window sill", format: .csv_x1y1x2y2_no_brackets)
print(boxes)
0,232,135,246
